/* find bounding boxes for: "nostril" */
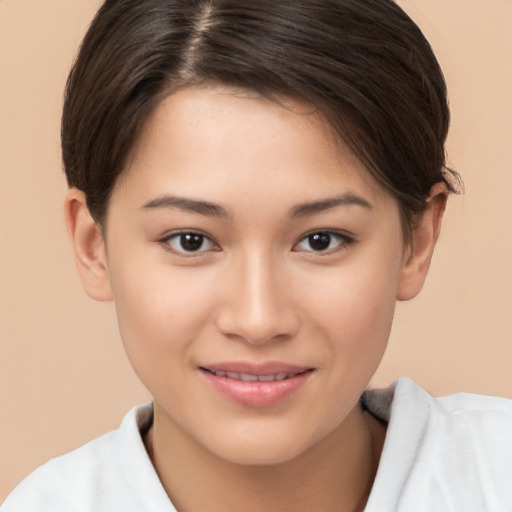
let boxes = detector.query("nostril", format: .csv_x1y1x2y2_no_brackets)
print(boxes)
215,307,300,345
214,262,300,344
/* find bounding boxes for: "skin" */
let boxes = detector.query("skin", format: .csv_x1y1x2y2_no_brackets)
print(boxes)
65,85,446,511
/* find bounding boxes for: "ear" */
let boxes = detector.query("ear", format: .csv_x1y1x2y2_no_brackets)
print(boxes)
397,183,448,301
64,188,113,301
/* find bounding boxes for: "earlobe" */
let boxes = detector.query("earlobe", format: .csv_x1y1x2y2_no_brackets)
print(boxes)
64,188,114,301
397,183,448,301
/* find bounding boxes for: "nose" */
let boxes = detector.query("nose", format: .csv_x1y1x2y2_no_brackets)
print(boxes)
215,252,299,345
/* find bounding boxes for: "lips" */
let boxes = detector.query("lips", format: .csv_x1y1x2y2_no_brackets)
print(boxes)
206,370,297,382
199,362,314,407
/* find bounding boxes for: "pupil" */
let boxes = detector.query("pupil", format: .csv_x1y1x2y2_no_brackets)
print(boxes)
309,233,331,251
180,233,203,251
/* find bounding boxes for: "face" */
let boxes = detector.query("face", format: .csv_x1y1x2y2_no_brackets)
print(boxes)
102,86,408,465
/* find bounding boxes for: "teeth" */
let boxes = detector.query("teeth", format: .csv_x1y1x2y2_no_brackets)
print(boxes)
212,370,296,381
257,374,276,382
240,373,258,382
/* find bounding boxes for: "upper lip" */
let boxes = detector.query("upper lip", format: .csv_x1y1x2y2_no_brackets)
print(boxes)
200,361,313,376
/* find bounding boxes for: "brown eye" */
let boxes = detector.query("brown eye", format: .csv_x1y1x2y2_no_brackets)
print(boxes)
296,231,351,253
179,233,205,251
307,233,332,251
164,232,216,253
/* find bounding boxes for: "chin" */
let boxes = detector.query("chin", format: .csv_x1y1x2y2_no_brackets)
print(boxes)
204,423,321,467
218,442,306,467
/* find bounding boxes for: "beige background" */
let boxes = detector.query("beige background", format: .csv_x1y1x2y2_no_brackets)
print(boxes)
1,0,511,501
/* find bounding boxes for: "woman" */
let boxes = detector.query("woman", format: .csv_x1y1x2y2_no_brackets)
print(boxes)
2,0,511,510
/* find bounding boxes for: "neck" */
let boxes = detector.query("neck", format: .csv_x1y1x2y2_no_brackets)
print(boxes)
144,404,386,512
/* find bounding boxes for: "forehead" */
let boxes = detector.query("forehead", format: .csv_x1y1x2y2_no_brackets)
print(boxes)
117,85,391,210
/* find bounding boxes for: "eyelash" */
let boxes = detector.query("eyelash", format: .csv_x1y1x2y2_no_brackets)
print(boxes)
293,230,354,254
158,231,219,256
158,229,354,257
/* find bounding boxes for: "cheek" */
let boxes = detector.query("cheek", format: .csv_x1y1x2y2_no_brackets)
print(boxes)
344,268,398,343
295,251,401,429
107,254,219,388
298,242,403,366
307,256,399,327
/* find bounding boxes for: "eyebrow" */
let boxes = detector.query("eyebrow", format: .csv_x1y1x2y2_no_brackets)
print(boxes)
141,196,229,217
141,192,373,219
290,193,373,217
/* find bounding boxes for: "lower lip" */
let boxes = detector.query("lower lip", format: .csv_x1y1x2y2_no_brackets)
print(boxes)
201,369,313,408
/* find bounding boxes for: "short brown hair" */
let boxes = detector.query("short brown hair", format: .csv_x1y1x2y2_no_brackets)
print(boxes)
62,0,460,231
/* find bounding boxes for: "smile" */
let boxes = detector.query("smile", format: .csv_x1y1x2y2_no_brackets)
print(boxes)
200,363,314,407
204,369,302,382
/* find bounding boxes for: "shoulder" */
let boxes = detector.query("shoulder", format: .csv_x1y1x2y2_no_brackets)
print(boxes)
2,430,118,511
365,379,512,512
1,403,171,512
433,384,512,450
395,378,512,450
364,377,512,441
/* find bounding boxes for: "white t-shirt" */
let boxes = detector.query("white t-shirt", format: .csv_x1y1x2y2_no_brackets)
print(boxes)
2,378,511,512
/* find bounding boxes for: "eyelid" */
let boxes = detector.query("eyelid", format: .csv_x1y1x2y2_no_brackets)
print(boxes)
293,229,355,254
158,230,220,255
